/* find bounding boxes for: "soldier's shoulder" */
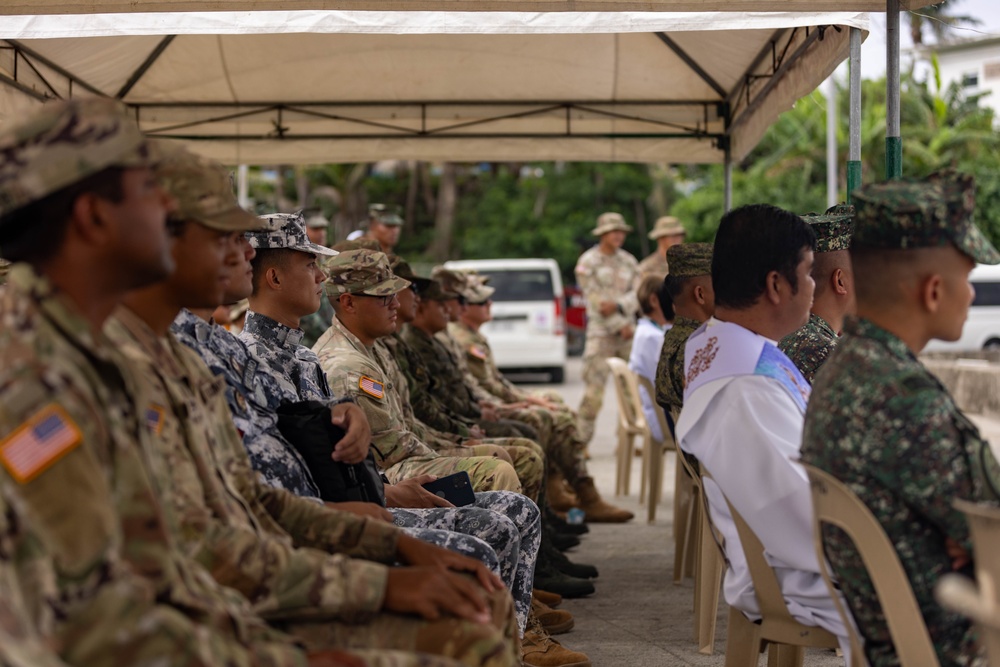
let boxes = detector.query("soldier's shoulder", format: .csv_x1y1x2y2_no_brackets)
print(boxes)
575,247,600,271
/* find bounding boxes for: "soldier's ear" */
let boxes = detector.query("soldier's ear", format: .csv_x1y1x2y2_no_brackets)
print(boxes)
921,273,944,315
264,266,282,290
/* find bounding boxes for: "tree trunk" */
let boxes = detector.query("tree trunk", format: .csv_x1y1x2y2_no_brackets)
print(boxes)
633,198,649,258
426,162,457,261
405,160,419,234
420,162,437,219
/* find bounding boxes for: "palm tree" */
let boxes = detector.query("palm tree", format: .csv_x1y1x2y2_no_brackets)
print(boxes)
908,1,982,45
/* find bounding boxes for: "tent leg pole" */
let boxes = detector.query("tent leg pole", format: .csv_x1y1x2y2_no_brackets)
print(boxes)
848,27,862,201
886,0,902,180
826,77,838,208
238,164,250,209
723,147,733,213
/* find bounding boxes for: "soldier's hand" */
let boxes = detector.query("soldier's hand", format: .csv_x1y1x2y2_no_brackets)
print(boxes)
307,650,368,667
325,500,394,523
384,566,492,624
619,324,635,340
598,300,618,317
383,477,455,509
330,402,371,464
945,537,971,571
396,534,504,593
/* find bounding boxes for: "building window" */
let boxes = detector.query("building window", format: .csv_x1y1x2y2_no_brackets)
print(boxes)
962,72,980,89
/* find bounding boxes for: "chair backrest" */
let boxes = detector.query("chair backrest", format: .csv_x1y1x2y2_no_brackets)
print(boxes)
606,357,647,435
954,498,1000,602
802,462,939,666
634,373,675,451
936,572,1000,665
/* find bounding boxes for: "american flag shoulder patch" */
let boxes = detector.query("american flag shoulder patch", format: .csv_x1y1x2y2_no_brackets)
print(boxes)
144,404,166,436
358,375,385,400
469,345,487,360
0,404,82,484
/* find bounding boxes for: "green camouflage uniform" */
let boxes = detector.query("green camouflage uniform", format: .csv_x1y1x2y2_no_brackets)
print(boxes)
0,99,307,666
778,313,838,385
574,213,639,442
653,315,700,419
802,172,1000,667
300,295,335,349
107,307,519,667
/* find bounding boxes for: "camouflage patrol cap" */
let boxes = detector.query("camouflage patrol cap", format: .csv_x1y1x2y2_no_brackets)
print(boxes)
464,275,496,304
0,98,156,221
799,203,854,253
155,145,264,232
431,266,467,299
422,277,460,301
248,213,338,256
305,213,330,229
852,171,1000,264
667,242,713,278
591,212,633,236
389,256,433,293
324,248,410,296
369,203,404,227
649,216,686,240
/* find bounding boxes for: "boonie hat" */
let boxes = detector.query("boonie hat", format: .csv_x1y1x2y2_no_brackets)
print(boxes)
248,213,338,255
324,248,410,296
648,216,686,240
852,171,1000,265
156,145,265,232
591,212,632,237
0,98,156,223
667,242,713,278
799,204,854,253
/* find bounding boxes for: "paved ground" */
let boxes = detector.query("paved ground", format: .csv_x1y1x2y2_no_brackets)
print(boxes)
516,357,1000,666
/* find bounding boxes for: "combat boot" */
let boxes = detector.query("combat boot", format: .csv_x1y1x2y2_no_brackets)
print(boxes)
546,470,579,513
544,505,589,535
522,615,590,667
533,556,595,598
533,588,562,608
532,597,574,635
574,477,634,523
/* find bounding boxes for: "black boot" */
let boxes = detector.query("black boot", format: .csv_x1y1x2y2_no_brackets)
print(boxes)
533,555,595,598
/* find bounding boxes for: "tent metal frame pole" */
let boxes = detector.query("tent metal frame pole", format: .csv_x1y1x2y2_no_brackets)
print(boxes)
723,145,733,212
848,26,862,200
826,76,837,208
885,0,902,179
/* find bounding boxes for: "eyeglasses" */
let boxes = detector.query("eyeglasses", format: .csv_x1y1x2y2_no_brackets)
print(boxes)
468,300,492,307
356,292,397,307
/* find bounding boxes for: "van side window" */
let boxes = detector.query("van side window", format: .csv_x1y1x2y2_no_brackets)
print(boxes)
482,270,554,302
972,281,1000,307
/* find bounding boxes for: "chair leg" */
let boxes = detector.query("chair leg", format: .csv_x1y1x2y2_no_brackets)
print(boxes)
615,430,630,497
724,606,763,667
683,489,699,580
645,436,661,523
674,476,697,585
696,503,722,655
767,644,804,667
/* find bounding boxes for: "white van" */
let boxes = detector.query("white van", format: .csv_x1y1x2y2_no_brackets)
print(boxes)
444,258,567,383
924,263,1000,352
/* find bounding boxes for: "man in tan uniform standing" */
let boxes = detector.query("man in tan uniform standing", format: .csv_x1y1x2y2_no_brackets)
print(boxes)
635,215,685,284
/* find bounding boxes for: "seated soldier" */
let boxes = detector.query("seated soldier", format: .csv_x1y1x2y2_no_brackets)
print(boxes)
803,172,1000,667
778,205,855,383
105,147,520,667
628,273,674,442
675,205,851,664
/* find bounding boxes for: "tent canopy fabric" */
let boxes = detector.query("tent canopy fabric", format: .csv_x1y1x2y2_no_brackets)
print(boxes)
0,11,868,165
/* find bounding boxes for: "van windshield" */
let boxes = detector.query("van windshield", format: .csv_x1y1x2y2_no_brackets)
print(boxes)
478,270,554,302
972,281,1000,307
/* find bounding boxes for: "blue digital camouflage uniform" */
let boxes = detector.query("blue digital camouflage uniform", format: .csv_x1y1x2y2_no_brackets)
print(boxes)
238,309,540,633
778,313,839,385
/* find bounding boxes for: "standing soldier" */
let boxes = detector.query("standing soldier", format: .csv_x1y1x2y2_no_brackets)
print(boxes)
654,243,715,422
635,215,686,285
574,212,639,444
778,204,855,384
364,203,404,255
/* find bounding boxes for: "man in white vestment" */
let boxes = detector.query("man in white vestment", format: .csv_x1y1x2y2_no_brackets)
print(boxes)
675,204,852,664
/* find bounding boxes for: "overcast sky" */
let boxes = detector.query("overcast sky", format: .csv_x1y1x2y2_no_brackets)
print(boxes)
855,0,1000,79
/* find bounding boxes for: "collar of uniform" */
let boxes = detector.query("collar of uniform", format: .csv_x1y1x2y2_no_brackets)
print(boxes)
242,309,304,348
329,313,375,357
171,307,215,344
808,312,837,338
10,262,108,354
672,314,702,332
844,317,915,362
112,305,186,377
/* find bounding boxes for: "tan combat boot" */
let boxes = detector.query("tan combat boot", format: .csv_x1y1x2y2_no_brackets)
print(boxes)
546,469,579,513
532,588,562,608
574,477,634,523
531,597,574,635
522,614,590,667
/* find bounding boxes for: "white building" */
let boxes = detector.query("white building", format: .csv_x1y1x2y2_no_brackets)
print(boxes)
921,36,1000,121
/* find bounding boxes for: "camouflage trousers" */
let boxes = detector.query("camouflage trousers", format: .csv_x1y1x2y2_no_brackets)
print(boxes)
392,490,540,635
479,418,537,441
385,455,521,496
495,405,587,486
339,649,469,667
578,334,632,443
283,586,520,667
438,441,543,503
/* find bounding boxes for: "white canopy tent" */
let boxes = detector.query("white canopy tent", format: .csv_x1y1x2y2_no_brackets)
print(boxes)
0,11,868,166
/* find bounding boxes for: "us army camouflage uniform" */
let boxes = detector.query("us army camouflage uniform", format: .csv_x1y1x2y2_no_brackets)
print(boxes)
574,245,639,442
654,314,700,420
174,310,524,589
778,313,838,384
449,321,588,486
0,265,306,666
803,318,1000,667
107,306,521,666
313,316,521,491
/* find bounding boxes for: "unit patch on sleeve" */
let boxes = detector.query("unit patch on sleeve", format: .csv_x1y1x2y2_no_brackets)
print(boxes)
0,404,82,484
469,345,488,360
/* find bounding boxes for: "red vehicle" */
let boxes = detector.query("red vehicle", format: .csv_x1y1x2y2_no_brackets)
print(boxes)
564,285,586,356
